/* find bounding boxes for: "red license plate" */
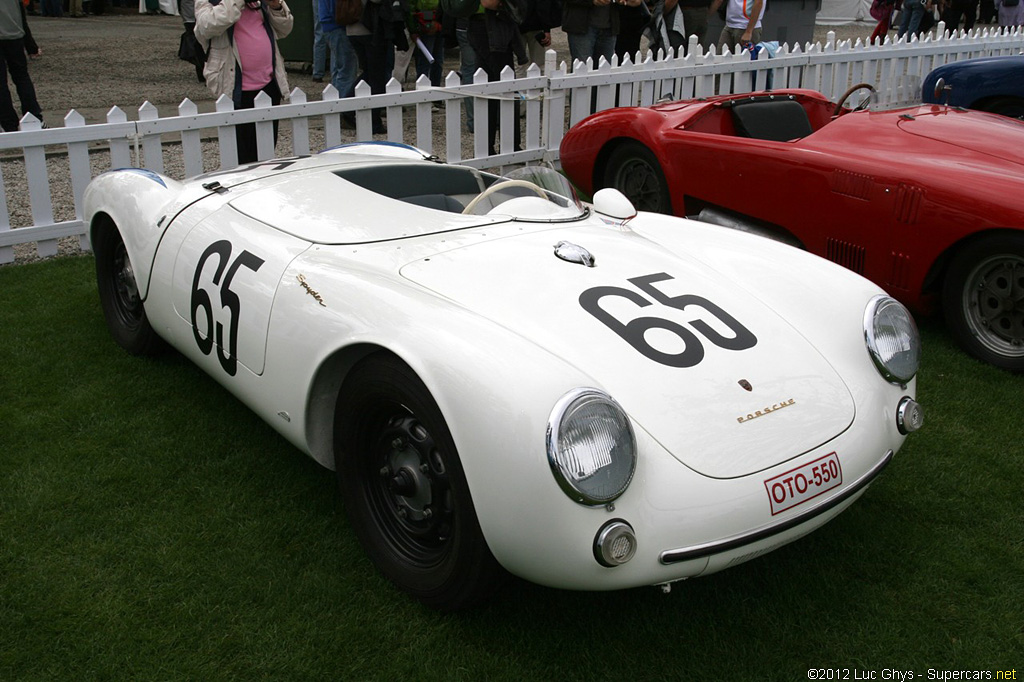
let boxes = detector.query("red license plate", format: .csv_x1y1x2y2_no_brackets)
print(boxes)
764,452,843,515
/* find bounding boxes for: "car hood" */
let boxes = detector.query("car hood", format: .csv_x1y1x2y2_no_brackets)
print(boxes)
897,108,1024,166
401,223,856,479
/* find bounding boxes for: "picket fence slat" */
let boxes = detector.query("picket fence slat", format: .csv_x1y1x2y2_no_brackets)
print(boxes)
0,25,1021,264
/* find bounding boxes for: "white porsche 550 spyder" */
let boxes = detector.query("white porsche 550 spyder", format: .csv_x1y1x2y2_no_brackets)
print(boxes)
85,142,923,610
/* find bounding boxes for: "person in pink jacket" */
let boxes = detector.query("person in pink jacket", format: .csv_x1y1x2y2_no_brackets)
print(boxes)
196,0,293,163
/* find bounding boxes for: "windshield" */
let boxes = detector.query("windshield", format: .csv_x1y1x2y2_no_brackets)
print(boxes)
463,166,587,221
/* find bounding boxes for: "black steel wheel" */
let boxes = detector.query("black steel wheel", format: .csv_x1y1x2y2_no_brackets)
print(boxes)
93,220,163,356
942,233,1024,372
334,354,503,610
603,141,673,215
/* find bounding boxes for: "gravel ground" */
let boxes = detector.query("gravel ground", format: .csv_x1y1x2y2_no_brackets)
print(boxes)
4,11,883,265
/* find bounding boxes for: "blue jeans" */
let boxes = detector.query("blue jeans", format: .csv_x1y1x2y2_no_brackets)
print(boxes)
326,28,358,98
312,0,327,79
567,25,616,65
897,0,926,37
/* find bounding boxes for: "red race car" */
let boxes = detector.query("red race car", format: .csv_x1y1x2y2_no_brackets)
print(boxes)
559,87,1024,371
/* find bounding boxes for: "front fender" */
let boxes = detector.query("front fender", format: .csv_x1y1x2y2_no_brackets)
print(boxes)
84,169,186,299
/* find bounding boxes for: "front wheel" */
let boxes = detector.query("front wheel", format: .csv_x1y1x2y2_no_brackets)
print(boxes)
93,220,164,356
942,234,1024,371
334,354,504,610
603,141,673,215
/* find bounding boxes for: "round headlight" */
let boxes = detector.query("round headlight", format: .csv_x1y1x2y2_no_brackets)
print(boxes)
546,388,636,506
864,295,921,384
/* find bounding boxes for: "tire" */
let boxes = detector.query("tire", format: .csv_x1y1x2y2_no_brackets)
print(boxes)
334,354,504,610
603,141,673,215
93,220,164,356
942,233,1024,372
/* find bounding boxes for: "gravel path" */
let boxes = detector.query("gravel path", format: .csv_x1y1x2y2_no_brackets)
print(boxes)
4,12,883,265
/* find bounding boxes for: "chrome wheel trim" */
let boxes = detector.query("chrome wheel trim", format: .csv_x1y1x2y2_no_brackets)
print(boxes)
961,252,1024,358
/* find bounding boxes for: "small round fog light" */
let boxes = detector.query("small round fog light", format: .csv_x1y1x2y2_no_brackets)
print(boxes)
594,520,637,567
897,397,924,434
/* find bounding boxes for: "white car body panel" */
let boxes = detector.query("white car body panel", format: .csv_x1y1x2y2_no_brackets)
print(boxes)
83,143,919,594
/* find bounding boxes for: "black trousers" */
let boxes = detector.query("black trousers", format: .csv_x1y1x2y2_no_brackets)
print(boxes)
235,77,282,165
349,33,388,129
466,14,521,156
0,38,42,132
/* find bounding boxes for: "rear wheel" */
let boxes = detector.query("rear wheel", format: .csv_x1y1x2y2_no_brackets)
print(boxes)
603,141,673,214
334,354,503,610
942,234,1024,371
93,220,163,356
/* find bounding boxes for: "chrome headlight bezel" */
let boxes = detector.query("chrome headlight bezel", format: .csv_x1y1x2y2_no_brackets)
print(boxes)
546,388,637,507
864,295,921,385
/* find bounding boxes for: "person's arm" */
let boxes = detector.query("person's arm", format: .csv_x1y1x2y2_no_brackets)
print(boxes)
708,0,723,15
267,0,293,38
741,0,762,44
194,0,244,43
20,3,40,57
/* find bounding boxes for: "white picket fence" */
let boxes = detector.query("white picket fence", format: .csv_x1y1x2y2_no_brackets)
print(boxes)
1,23,1022,265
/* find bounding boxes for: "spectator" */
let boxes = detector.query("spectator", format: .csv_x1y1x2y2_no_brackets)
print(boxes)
40,0,60,17
178,0,207,82
348,0,409,134
454,14,477,131
408,0,443,85
0,0,44,131
942,0,978,30
467,0,524,154
645,0,687,56
614,0,647,61
869,0,897,43
519,0,561,67
318,0,358,119
978,0,995,22
562,0,623,66
678,0,712,53
311,0,326,81
895,0,931,38
709,0,764,52
996,0,1023,26
195,0,293,164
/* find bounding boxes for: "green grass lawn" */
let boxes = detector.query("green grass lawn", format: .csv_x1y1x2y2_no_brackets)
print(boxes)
1,255,1021,680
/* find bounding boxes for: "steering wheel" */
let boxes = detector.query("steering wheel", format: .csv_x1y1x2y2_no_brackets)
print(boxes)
462,179,549,215
832,83,876,117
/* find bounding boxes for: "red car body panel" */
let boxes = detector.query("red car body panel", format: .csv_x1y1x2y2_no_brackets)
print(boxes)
559,89,1024,315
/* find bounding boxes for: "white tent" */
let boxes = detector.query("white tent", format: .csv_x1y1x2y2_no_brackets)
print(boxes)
816,0,874,23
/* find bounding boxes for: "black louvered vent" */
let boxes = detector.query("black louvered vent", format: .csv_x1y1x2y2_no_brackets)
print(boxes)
895,184,925,223
831,170,873,200
826,238,866,274
888,251,912,291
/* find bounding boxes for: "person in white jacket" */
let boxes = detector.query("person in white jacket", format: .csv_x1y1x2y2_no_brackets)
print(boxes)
195,0,293,163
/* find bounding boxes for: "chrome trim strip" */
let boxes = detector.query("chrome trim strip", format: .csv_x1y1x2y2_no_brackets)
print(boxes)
659,450,894,564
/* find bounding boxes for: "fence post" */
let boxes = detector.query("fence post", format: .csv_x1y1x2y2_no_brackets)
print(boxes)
179,99,204,178
289,88,312,158
139,101,164,175
106,106,131,170
215,94,238,170
21,115,57,259
65,110,92,253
